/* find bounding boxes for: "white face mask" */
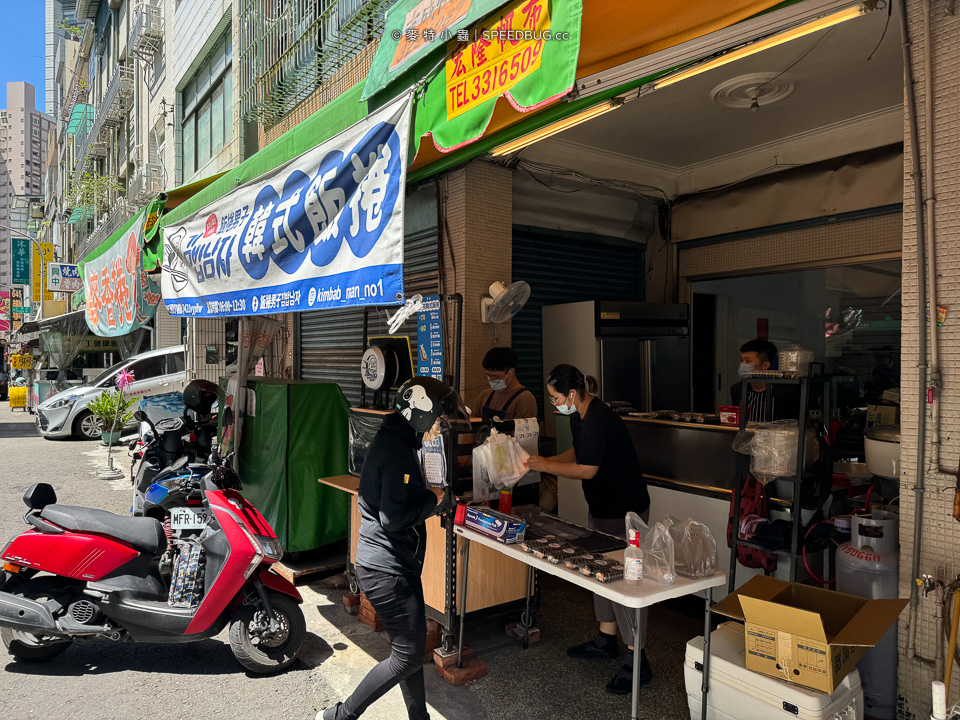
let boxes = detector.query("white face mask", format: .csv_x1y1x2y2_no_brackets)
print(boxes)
737,362,755,379
489,379,507,391
557,402,577,416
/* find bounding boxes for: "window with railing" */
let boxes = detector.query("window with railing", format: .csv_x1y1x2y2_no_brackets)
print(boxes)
238,0,393,124
180,30,233,181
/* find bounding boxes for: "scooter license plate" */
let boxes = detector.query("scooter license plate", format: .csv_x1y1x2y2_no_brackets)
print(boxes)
170,507,209,530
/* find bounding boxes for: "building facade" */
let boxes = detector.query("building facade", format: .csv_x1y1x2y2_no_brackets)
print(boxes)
0,82,53,289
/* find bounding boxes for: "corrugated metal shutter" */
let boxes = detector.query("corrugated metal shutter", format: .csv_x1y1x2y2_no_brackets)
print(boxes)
512,227,645,415
299,183,439,405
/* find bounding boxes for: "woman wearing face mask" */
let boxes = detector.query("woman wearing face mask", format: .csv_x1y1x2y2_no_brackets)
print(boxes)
475,347,538,422
525,364,652,695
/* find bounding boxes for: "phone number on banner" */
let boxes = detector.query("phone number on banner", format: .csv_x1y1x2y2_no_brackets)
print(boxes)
164,265,403,317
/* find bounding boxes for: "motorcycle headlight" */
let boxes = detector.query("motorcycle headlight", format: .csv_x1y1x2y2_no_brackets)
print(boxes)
257,536,283,561
48,394,82,410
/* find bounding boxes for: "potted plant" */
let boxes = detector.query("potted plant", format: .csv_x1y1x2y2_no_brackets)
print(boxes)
86,389,135,443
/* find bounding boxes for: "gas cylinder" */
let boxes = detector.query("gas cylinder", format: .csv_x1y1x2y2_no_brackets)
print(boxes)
836,510,899,720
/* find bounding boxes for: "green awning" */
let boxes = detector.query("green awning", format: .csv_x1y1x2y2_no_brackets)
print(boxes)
160,80,368,231
362,0,511,102
67,206,93,224
66,104,95,135
71,286,85,310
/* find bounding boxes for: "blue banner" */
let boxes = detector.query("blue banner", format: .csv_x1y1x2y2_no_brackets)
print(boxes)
416,295,444,380
162,94,412,317
12,237,30,286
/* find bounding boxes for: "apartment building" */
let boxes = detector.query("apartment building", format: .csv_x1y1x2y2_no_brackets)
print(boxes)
0,82,53,288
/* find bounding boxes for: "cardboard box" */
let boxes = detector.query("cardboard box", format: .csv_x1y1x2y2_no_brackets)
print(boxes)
712,576,907,694
867,404,898,427
458,505,526,544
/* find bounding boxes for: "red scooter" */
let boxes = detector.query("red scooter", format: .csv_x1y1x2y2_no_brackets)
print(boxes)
0,451,306,674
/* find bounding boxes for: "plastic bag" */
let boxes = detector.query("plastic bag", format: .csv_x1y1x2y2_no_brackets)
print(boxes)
665,516,718,579
732,420,798,485
640,519,676,584
472,429,530,490
348,413,384,477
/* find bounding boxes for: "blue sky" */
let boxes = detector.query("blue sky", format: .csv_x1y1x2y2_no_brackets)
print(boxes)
0,3,46,110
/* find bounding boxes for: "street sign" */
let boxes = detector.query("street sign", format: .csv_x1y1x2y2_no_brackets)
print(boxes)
32,241,53,303
12,306,30,314
11,288,24,333
12,355,33,370
12,238,30,285
47,262,82,293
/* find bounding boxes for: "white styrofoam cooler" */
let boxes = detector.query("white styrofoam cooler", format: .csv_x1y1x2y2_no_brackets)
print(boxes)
685,623,863,720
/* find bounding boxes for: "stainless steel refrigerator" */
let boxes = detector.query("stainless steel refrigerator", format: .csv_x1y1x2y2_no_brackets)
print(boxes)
542,301,691,436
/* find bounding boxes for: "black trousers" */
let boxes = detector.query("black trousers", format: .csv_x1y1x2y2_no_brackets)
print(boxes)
340,565,429,720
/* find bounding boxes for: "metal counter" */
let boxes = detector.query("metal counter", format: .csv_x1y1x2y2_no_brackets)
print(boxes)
623,417,739,496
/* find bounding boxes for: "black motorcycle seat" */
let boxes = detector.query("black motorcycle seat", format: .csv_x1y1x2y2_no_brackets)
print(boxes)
40,505,165,556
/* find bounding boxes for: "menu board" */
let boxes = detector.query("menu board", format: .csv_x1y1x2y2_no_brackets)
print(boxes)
416,295,444,380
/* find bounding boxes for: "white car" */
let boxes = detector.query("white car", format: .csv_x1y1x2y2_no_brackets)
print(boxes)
37,345,187,440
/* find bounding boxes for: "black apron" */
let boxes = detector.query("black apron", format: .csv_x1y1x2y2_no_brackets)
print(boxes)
481,387,528,423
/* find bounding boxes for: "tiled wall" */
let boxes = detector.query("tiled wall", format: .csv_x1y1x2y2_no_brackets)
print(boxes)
440,162,513,405
898,2,960,718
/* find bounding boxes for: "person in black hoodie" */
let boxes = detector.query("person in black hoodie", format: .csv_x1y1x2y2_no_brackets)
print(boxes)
322,377,467,720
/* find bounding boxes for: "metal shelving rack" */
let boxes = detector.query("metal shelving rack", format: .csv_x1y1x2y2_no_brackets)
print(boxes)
727,371,831,593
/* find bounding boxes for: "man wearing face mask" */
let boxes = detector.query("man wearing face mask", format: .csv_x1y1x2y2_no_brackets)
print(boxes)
731,339,801,422
475,347,538,423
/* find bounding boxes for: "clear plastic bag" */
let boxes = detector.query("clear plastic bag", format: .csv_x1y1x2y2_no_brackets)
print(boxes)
472,429,530,490
732,420,799,485
665,516,718,579
627,515,675,585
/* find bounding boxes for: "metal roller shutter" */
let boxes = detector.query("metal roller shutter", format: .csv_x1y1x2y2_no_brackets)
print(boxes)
299,183,439,405
512,227,645,416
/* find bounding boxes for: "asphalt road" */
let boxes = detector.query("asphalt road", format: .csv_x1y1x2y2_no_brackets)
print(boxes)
0,405,697,720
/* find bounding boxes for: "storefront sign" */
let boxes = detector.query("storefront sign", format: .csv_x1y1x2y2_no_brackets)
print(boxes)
416,295,444,380
446,0,550,120
82,213,163,337
0,291,8,333
47,263,83,293
162,94,412,317
11,288,24,333
411,0,580,154
391,0,472,72
12,237,30,286
12,354,33,370
9,386,27,409
80,337,119,353
32,242,53,303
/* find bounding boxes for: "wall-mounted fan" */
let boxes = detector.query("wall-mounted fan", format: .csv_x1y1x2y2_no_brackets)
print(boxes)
480,281,531,323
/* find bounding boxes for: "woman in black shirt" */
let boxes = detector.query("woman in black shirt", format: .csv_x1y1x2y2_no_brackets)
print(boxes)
527,364,652,695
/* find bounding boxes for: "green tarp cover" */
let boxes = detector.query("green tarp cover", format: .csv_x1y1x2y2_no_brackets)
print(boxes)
410,0,582,154
362,0,512,101
237,379,350,553
158,82,369,235
66,104,95,135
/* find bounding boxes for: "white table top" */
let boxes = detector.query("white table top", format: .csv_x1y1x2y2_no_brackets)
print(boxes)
454,525,726,609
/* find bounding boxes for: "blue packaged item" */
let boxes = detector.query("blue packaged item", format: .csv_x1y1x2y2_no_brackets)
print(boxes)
463,506,526,544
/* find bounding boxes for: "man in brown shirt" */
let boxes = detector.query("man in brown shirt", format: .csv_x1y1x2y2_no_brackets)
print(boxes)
474,347,538,422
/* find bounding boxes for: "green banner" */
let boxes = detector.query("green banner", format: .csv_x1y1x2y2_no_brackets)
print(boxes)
410,0,581,154
363,0,511,102
12,237,30,286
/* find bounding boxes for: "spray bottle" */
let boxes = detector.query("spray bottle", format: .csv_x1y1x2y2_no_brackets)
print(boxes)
624,529,643,586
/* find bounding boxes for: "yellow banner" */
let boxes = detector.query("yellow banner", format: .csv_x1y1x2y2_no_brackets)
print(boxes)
32,241,53,303
12,355,33,370
9,386,28,408
445,0,550,121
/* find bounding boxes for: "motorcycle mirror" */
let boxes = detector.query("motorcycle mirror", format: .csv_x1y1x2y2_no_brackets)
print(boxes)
128,439,138,451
